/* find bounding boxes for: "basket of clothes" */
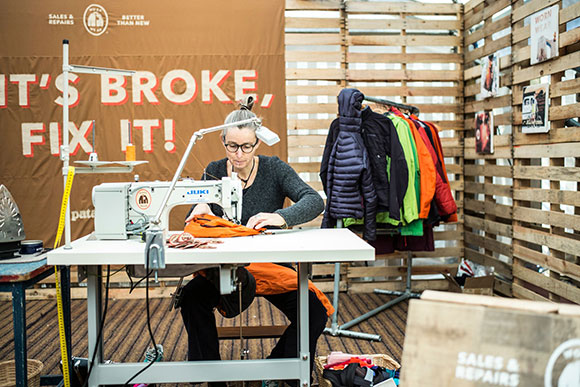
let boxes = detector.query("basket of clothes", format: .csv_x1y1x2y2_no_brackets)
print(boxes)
0,359,43,387
315,352,401,387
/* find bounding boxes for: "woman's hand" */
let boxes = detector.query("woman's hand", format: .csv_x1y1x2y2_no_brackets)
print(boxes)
246,212,287,229
185,203,214,223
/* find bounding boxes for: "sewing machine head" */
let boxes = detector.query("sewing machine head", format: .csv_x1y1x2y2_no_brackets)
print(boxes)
92,177,243,240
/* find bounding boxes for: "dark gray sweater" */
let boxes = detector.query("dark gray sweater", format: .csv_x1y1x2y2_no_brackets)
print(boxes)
202,155,324,227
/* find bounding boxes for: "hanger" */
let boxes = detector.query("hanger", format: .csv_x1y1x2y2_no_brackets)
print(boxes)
363,96,420,116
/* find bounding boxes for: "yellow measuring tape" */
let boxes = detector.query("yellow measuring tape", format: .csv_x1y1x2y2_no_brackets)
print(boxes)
53,166,75,387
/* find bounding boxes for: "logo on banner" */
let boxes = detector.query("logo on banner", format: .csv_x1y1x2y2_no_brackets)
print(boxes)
545,338,580,387
83,4,108,36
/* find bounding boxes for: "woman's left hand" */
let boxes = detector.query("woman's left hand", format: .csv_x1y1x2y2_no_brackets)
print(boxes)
246,212,287,229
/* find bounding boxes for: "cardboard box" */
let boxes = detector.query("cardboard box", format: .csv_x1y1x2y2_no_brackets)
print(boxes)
400,290,580,386
443,271,495,296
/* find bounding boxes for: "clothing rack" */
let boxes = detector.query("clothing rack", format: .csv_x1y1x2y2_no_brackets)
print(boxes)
324,94,422,341
363,96,420,116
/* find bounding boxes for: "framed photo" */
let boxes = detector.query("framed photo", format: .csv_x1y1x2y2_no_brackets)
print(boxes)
522,83,550,133
475,111,494,154
480,54,499,98
530,5,559,65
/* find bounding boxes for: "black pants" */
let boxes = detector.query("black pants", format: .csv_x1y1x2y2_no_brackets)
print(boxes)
179,274,329,383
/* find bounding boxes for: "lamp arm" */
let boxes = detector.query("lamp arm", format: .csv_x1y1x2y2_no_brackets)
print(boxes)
150,117,260,226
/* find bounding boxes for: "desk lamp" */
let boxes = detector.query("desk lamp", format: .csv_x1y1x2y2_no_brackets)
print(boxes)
144,117,280,271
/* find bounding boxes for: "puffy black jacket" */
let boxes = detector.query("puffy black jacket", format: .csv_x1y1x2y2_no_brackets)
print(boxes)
360,106,408,221
321,89,378,240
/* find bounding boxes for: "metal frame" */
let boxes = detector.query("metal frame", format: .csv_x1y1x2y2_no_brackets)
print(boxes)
85,263,311,386
0,262,71,387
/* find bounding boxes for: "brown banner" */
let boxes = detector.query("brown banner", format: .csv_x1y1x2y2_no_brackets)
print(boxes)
0,1,287,245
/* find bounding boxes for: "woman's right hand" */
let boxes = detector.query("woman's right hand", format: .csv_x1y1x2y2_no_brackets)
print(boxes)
185,203,214,223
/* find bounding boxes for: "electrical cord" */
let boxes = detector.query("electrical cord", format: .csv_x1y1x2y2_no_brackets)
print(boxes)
128,270,153,294
82,265,111,387
124,242,159,386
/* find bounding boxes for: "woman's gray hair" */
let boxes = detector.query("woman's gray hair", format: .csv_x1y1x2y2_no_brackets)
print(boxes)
222,95,258,138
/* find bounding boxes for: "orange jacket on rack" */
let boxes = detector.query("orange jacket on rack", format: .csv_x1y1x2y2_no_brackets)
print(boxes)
399,116,436,219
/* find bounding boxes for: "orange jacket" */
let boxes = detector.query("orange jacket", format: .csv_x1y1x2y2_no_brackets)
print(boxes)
424,122,458,223
400,116,436,219
246,262,335,317
184,214,265,238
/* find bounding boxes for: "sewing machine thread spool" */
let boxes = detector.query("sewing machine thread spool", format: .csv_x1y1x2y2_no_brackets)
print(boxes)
125,144,136,162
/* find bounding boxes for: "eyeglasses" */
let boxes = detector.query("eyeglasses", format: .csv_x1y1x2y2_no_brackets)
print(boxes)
224,139,259,153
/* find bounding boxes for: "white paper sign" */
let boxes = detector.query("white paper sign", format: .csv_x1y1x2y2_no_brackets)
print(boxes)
530,5,559,65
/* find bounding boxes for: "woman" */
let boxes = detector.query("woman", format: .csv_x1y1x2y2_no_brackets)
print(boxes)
179,97,331,387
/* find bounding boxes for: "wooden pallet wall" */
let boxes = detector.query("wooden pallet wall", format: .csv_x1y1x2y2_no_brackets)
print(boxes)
510,0,580,303
463,0,514,297
287,1,465,293
462,0,580,302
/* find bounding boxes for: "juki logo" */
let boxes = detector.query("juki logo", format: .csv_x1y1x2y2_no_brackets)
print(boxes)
187,189,210,195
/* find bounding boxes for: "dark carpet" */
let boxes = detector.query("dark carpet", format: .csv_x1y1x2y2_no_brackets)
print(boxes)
0,292,408,385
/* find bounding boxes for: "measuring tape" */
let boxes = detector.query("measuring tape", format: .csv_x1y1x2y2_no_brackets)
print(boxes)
53,166,75,387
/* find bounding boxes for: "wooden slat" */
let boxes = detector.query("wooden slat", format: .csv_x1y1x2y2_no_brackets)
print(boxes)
354,85,462,97
465,14,511,46
514,244,580,283
348,52,462,64
464,199,513,219
513,51,580,85
464,246,512,278
513,225,580,257
514,143,580,159
512,0,560,23
465,232,512,258
513,166,580,182
464,34,511,64
287,102,338,114
348,69,462,81
464,0,511,30
464,214,512,236
513,264,580,303
513,188,580,207
348,18,461,31
346,2,461,15
348,35,461,47
513,207,580,232
287,118,335,130
349,279,450,294
217,325,288,339
512,282,551,302
464,164,511,178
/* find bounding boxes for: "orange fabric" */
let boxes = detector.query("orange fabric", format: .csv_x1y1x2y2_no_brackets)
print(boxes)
425,122,458,223
246,262,335,317
184,214,265,238
400,116,436,219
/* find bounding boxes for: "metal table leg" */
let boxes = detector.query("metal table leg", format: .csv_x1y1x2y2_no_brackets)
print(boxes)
13,283,28,387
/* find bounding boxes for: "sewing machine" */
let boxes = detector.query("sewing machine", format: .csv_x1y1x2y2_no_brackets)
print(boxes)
92,177,243,240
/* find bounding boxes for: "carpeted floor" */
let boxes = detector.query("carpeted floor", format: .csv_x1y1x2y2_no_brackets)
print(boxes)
0,292,408,385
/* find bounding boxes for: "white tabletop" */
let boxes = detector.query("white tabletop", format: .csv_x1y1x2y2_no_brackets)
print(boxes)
47,228,374,266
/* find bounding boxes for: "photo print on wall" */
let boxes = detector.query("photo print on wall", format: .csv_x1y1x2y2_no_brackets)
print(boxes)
475,111,494,154
480,54,499,98
522,83,550,133
530,5,559,65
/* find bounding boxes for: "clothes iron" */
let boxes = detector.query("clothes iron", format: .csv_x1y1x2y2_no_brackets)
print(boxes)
0,184,26,259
